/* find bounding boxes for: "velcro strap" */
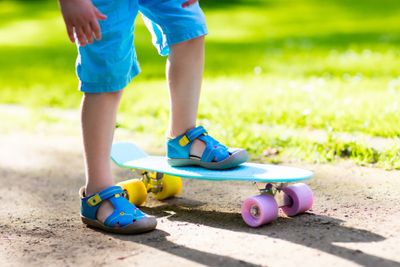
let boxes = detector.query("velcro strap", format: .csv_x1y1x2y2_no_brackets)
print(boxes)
198,135,229,162
87,186,124,207
179,126,207,147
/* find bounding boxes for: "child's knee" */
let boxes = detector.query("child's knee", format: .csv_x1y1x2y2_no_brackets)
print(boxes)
183,36,205,46
84,90,123,101
172,36,205,51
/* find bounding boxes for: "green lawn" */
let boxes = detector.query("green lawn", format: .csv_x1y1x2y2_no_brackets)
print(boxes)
1,0,399,168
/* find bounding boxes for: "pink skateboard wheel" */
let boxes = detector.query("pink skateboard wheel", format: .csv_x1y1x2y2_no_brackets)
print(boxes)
281,183,314,216
241,194,278,227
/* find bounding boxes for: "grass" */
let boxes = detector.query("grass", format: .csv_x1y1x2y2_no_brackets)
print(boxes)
0,0,399,169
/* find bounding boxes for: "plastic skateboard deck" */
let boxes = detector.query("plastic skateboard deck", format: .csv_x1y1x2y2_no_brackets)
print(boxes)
111,142,313,183
111,142,315,227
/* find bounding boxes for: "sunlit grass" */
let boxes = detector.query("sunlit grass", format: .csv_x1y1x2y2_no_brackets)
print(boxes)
0,0,399,168
0,17,65,46
115,76,400,169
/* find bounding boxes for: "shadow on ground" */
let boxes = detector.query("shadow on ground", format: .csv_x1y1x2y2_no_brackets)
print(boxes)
1,137,399,266
124,201,394,267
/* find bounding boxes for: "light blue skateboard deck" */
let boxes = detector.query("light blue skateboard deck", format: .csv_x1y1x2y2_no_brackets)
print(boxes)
111,142,313,183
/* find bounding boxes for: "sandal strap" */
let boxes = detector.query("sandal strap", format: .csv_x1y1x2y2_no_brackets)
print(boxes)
81,185,148,228
86,186,124,207
178,126,207,147
199,135,229,162
104,196,146,227
81,185,137,225
167,126,231,162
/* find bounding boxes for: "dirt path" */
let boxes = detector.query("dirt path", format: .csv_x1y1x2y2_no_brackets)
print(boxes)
0,129,399,267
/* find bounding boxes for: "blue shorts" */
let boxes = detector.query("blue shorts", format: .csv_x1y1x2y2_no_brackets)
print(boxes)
76,0,208,93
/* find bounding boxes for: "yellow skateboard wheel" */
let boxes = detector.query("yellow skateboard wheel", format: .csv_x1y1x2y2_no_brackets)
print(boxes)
154,174,182,200
117,179,147,206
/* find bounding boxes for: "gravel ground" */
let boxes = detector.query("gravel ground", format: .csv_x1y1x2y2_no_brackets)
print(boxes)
0,128,399,267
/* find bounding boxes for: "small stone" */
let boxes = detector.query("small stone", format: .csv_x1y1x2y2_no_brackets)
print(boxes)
263,148,280,157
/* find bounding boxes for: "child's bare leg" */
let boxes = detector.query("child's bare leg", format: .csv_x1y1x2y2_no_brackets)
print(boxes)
167,36,206,156
81,91,122,222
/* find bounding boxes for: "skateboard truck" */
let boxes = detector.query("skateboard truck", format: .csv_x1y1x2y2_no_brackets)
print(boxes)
141,171,163,194
254,182,293,207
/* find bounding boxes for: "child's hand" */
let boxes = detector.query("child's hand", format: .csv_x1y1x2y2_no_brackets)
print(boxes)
58,0,107,46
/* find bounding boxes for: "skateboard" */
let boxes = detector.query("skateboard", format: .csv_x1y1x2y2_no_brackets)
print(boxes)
111,142,314,227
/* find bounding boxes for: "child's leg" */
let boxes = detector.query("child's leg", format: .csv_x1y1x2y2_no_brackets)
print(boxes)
140,1,248,169
167,37,204,136
81,91,122,222
166,36,206,157
73,1,156,234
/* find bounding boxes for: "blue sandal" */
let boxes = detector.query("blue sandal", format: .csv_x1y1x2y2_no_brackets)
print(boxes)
167,126,248,169
80,185,157,234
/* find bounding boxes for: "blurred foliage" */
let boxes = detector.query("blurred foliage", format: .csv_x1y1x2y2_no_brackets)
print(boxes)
0,0,399,168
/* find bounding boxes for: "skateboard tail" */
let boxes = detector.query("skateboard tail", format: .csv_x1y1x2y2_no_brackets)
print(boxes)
111,142,149,167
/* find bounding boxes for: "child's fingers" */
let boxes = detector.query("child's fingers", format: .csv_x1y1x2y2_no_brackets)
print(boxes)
83,23,94,44
90,20,102,41
75,27,87,47
182,0,198,8
66,24,75,43
94,7,107,20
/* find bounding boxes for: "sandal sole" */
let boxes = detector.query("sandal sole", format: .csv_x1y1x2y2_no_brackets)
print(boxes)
81,216,157,234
